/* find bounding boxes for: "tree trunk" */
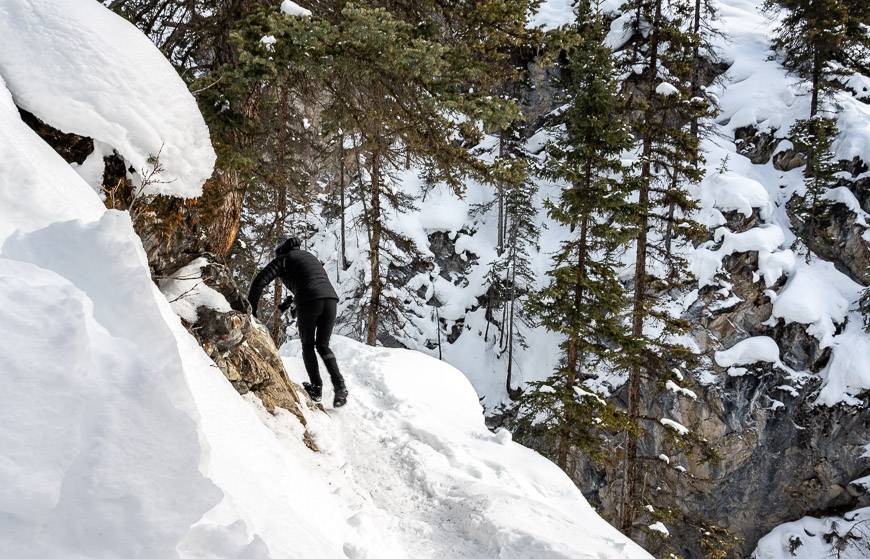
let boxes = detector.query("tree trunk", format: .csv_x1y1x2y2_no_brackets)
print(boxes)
556,212,589,471
505,243,520,400
339,136,348,272
497,132,506,256
689,0,702,165
620,0,661,536
810,46,821,118
366,149,382,346
204,171,244,258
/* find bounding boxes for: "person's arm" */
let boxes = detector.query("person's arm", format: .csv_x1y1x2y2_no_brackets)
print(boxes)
247,258,282,318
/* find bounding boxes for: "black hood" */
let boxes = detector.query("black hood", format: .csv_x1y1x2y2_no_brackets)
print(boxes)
276,237,301,256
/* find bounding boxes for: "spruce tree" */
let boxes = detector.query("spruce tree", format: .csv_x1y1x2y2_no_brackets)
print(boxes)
514,2,634,472
789,116,841,250
765,0,870,117
616,0,711,541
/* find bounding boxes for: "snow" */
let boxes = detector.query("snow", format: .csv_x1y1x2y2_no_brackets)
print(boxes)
753,507,870,559
756,249,795,287
0,77,104,242
816,319,870,406
701,172,771,218
692,225,786,287
647,522,670,537
280,0,312,17
159,257,232,323
714,336,780,368
659,418,690,436
281,338,652,559
666,380,698,400
655,82,680,97
260,35,277,52
769,261,853,348
529,0,574,30
0,0,215,197
0,6,650,558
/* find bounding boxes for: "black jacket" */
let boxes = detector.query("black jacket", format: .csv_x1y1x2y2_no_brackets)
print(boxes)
247,249,338,316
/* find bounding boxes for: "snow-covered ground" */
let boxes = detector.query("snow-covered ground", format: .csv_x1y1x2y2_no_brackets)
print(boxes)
0,1,650,557
277,337,649,558
753,507,870,559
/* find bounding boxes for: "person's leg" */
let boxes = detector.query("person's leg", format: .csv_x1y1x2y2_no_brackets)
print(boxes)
296,299,325,387
314,299,345,388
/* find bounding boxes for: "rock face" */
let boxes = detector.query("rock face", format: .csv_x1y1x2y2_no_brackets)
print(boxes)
735,125,782,164
564,161,870,557
182,259,311,412
787,193,870,286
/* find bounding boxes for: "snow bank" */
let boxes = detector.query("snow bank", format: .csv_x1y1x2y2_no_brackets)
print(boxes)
770,261,852,348
0,217,225,558
0,0,215,197
714,336,780,368
753,507,870,559
282,338,652,559
816,320,870,406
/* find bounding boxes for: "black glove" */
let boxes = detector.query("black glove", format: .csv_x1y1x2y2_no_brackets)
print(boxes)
278,296,294,313
290,304,297,319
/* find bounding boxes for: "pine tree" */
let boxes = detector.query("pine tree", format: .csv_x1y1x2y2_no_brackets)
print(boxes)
789,116,840,251
765,0,870,118
479,125,540,400
514,2,634,472
616,0,711,541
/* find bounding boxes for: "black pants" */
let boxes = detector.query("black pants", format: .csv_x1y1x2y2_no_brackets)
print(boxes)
297,298,343,388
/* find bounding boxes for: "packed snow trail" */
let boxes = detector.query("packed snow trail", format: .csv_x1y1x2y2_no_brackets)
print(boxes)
279,337,649,559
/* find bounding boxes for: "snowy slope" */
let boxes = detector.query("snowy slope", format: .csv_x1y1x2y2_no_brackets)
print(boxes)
0,1,650,557
699,0,870,405
280,337,650,559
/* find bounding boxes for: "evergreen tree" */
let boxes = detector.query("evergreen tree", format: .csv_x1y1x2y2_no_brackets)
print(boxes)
790,116,841,250
765,0,870,117
616,0,711,541
479,125,540,400
514,2,634,471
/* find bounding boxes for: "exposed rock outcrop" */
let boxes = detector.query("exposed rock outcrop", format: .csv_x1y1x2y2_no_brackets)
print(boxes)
787,194,870,286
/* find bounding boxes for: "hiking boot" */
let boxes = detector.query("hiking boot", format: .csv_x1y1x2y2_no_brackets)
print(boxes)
302,382,322,403
333,384,349,408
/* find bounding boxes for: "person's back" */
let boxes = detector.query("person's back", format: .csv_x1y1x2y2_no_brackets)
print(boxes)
247,237,347,407
279,249,338,304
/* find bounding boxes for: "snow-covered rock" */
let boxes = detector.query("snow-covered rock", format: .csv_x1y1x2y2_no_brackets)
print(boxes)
714,336,780,368
0,0,215,197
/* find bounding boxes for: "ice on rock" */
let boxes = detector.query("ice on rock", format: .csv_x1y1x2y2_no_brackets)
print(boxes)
0,0,216,197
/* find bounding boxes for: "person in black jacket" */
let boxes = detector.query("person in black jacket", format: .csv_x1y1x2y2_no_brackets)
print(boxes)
247,237,348,407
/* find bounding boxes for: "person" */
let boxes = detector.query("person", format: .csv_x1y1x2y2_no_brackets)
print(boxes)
247,237,348,407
